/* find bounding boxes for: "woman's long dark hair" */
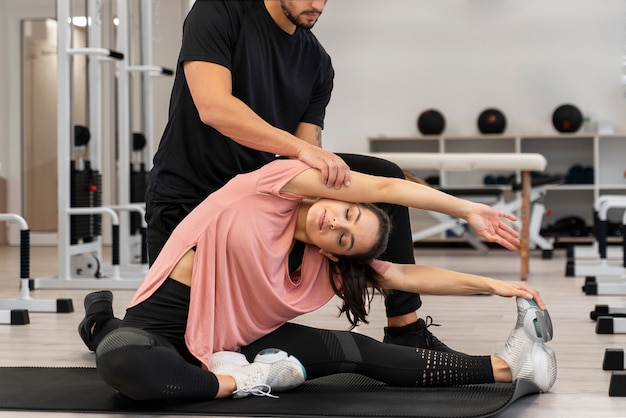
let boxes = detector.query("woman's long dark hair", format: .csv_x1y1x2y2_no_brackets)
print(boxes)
328,203,392,328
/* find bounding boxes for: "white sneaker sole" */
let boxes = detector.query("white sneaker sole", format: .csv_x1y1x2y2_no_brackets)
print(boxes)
519,298,553,343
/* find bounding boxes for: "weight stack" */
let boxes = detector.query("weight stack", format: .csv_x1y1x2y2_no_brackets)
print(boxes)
70,160,102,244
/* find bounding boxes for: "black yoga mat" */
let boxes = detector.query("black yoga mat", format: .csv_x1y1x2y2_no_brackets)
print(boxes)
0,367,538,417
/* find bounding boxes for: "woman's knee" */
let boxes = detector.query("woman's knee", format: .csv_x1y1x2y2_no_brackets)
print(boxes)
96,327,217,401
95,328,165,400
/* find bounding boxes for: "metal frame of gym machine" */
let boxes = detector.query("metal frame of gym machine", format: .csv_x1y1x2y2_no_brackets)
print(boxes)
31,0,168,290
0,214,73,325
115,0,172,277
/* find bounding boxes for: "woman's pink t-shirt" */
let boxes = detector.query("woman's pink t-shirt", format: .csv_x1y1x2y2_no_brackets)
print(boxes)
128,159,390,369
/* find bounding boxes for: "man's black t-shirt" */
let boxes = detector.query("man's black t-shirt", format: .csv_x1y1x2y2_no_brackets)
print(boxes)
148,0,334,205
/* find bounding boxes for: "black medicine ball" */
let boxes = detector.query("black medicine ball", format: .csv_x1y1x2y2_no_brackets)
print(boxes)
552,104,583,133
477,108,506,134
417,109,446,135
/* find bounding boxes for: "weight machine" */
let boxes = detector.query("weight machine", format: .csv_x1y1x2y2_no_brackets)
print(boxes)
29,0,129,289
115,0,172,273
409,174,560,258
581,200,626,296
568,195,626,278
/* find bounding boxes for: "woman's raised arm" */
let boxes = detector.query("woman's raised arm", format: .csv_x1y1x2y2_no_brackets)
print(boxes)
282,168,520,249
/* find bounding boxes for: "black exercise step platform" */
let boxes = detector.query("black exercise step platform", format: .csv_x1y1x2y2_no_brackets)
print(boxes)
609,371,626,397
603,348,626,370
591,304,626,320
582,277,626,296
596,316,626,334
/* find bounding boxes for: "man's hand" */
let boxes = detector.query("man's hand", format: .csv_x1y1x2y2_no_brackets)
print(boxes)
296,146,351,189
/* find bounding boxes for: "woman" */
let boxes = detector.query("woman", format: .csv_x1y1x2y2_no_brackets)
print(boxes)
80,159,556,401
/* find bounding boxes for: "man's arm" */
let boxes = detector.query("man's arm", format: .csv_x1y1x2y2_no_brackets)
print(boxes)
184,61,349,188
293,122,322,147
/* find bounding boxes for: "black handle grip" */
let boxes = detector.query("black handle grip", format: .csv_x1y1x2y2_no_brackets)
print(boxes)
108,50,124,60
20,229,30,279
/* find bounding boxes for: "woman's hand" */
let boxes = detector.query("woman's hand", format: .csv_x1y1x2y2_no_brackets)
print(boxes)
490,279,546,310
465,202,520,250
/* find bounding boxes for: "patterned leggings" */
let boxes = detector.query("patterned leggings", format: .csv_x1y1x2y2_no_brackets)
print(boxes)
95,279,494,401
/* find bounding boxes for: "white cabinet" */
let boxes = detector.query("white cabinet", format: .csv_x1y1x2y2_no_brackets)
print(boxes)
369,134,626,234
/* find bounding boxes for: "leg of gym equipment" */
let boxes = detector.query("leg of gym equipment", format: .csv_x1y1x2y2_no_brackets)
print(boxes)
108,204,149,275
31,207,145,289
0,214,73,317
591,304,626,320
583,210,626,297
597,316,626,334
574,198,626,278
408,174,557,257
603,348,626,370
505,175,559,256
570,196,626,260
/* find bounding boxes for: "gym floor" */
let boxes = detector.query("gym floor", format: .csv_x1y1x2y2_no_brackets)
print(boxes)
0,244,624,417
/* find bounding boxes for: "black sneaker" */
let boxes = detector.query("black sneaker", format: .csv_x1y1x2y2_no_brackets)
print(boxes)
78,290,114,351
383,316,465,355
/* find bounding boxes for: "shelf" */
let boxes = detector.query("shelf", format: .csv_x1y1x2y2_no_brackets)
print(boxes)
369,133,625,227
599,185,626,190
545,184,595,191
520,133,595,140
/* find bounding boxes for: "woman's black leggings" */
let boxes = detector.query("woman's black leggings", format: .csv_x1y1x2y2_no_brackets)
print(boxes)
95,280,494,401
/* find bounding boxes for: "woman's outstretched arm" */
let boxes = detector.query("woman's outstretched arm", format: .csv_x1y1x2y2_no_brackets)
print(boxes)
282,168,520,250
378,263,546,309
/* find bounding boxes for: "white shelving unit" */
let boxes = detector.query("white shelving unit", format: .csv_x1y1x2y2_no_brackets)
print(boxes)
369,134,626,239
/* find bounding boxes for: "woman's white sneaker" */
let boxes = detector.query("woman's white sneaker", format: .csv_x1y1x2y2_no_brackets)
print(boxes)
211,349,306,398
252,348,307,392
496,297,557,392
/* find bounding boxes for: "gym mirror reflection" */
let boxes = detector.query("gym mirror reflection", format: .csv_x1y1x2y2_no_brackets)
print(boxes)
21,18,87,234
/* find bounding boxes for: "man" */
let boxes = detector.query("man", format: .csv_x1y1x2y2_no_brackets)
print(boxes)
145,0,457,352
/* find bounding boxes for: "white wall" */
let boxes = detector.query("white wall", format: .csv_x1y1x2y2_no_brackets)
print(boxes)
314,0,626,152
1,0,624,237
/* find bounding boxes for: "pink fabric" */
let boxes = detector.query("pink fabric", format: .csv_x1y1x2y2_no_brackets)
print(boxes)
129,159,390,369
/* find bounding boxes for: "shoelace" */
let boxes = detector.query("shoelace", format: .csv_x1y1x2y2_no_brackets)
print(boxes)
423,315,441,329
234,383,278,399
233,366,280,399
421,316,442,347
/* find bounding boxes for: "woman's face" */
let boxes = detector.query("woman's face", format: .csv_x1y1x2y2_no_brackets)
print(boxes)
305,199,380,257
